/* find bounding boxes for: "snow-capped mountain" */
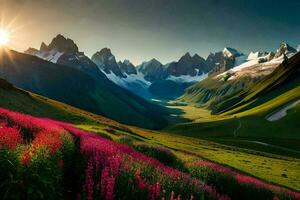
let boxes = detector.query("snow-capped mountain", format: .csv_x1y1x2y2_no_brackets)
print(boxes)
91,48,152,98
274,42,297,58
91,48,125,78
215,42,296,81
25,34,101,77
91,49,211,100
207,47,246,74
118,60,137,75
25,36,297,102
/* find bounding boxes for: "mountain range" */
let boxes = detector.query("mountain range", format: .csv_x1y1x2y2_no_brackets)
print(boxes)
1,35,168,129
22,34,299,129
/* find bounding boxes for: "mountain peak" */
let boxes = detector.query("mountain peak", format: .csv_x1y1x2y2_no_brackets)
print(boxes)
181,52,192,59
223,47,241,58
40,42,48,51
47,34,79,53
275,42,297,58
98,48,112,56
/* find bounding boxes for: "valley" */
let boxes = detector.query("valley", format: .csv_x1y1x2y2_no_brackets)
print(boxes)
0,25,299,200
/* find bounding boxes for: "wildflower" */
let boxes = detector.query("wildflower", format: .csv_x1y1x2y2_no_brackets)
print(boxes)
85,160,94,200
170,191,174,200
0,126,22,149
21,151,31,166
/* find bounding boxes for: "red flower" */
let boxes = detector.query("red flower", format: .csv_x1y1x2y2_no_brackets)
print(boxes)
0,126,22,149
21,151,31,166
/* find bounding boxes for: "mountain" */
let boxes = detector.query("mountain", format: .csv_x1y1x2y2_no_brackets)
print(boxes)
118,59,137,75
91,48,125,78
166,53,209,77
25,34,101,77
169,51,300,140
179,43,297,108
274,42,297,58
137,58,168,82
207,47,246,74
91,48,152,98
3,47,167,129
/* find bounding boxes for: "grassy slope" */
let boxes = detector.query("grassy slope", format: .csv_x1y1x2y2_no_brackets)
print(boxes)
168,53,300,140
0,49,167,129
1,79,300,191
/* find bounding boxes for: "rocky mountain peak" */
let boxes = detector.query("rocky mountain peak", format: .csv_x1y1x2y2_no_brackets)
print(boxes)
98,48,113,57
275,42,297,58
223,47,241,58
91,48,125,78
118,60,137,75
40,42,48,51
47,34,79,53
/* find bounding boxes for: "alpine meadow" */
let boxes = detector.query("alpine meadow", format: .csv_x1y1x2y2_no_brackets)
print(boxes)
0,0,299,199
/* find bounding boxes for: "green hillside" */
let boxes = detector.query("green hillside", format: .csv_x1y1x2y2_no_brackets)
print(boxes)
0,49,167,129
1,77,300,192
167,53,300,148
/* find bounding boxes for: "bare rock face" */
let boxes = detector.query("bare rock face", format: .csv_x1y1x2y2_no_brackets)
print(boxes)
91,48,126,78
166,53,208,77
118,60,137,75
207,47,242,75
275,42,297,58
137,59,167,82
46,34,79,53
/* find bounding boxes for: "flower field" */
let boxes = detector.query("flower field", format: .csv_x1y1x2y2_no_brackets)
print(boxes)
0,108,299,200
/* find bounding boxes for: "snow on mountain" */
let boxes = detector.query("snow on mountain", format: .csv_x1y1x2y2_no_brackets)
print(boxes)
25,48,64,63
214,43,298,81
101,69,152,98
216,53,287,81
223,47,242,58
167,72,208,83
25,34,106,79
91,48,125,78
247,52,262,60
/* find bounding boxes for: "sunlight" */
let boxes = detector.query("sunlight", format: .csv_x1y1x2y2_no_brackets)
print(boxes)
0,29,9,45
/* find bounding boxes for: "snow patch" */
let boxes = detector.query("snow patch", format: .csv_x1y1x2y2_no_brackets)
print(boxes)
167,73,208,83
216,53,286,81
247,52,261,60
35,49,64,63
101,69,151,89
266,99,300,122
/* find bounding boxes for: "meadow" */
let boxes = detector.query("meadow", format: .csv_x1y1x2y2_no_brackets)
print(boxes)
1,108,300,199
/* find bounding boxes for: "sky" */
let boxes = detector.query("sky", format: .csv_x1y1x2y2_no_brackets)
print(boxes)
0,0,299,65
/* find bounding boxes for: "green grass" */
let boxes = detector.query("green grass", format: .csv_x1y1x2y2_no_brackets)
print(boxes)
1,79,300,192
76,123,300,192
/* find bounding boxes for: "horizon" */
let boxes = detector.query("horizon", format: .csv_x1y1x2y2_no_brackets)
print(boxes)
0,0,300,65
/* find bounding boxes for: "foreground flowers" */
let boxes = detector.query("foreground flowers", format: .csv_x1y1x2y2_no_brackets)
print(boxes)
188,160,300,200
0,108,75,200
0,108,299,200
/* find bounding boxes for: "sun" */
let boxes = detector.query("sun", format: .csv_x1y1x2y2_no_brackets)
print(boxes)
0,30,10,46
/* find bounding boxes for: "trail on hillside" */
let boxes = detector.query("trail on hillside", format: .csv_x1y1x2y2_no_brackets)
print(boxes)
245,140,300,155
